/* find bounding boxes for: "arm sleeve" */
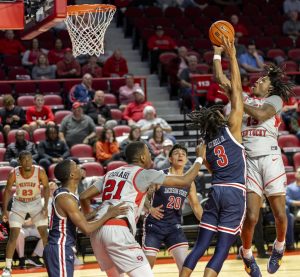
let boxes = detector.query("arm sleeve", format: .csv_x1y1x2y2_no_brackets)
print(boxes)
91,176,105,193
135,169,166,193
264,95,283,113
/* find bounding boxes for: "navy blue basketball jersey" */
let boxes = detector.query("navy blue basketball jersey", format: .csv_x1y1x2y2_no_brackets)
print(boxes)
48,187,78,247
206,126,246,186
146,169,190,226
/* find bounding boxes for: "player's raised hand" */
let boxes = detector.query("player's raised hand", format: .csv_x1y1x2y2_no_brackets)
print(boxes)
213,45,224,55
107,202,129,218
150,204,164,220
221,36,236,58
196,141,206,159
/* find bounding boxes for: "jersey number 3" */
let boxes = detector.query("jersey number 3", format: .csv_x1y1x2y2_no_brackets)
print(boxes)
214,145,228,167
102,180,126,201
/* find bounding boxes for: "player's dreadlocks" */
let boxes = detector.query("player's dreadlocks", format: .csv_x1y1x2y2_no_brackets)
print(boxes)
265,64,294,102
188,105,227,143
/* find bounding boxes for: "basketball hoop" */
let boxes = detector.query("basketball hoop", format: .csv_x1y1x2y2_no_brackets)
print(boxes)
64,4,116,57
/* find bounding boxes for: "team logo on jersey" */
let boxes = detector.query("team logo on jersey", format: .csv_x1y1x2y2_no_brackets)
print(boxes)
137,256,143,262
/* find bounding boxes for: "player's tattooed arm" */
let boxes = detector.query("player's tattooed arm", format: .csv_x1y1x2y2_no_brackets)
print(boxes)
244,103,276,122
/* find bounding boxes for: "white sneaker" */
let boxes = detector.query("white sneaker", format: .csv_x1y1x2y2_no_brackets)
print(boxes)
74,256,83,266
1,268,11,277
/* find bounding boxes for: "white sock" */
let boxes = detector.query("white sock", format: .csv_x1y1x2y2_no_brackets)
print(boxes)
5,258,12,269
242,247,253,259
274,239,285,251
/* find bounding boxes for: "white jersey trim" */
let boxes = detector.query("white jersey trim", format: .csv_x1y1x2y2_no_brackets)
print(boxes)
53,191,79,220
225,127,244,149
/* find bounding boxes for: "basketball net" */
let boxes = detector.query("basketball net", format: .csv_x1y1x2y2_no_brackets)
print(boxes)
64,4,116,57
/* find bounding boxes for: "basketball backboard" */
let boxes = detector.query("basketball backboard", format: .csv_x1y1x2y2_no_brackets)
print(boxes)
0,0,24,30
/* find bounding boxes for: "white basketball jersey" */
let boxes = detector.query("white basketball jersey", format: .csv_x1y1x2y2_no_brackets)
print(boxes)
15,165,41,201
95,165,148,236
242,94,283,157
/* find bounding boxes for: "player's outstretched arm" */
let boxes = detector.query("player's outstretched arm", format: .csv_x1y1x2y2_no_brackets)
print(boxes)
163,144,205,187
222,36,243,143
39,168,49,218
58,195,128,235
188,182,203,221
2,170,15,221
80,185,100,214
244,103,276,122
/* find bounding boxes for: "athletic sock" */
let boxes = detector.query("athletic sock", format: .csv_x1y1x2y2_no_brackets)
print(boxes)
242,247,253,259
5,258,12,269
274,239,285,252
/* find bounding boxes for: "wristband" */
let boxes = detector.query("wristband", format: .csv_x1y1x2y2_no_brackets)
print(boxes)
194,157,203,165
213,54,221,61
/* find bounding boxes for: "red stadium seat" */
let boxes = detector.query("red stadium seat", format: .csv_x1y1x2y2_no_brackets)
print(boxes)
204,5,221,19
182,28,202,39
104,93,118,107
48,164,57,180
293,152,300,170
3,55,22,67
39,81,61,95
286,172,296,185
70,144,95,162
267,49,286,60
0,83,12,95
54,110,72,125
7,130,30,145
288,48,300,62
164,7,183,18
17,95,34,109
193,39,211,53
0,148,6,161
0,132,5,148
110,109,123,121
292,86,300,98
81,162,105,177
152,18,173,29
254,37,274,52
196,64,210,74
0,68,6,80
44,95,64,110
193,17,212,30
278,134,300,153
275,37,294,50
96,126,104,138
63,80,79,93
113,125,131,137
144,6,163,18
32,128,46,144
0,166,13,182
106,161,128,172
93,79,109,92
7,67,30,80
184,6,202,20
203,51,214,65
110,78,125,95
281,61,298,72
15,82,37,95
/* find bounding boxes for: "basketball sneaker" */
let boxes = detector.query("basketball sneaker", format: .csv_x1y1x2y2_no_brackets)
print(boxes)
1,267,11,277
267,243,285,274
239,247,262,277
27,256,43,267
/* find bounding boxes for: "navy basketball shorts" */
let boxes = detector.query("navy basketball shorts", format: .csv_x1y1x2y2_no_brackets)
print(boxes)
200,185,246,235
43,243,75,277
143,222,188,255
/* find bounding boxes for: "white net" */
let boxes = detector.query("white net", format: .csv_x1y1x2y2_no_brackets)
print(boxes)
64,5,116,57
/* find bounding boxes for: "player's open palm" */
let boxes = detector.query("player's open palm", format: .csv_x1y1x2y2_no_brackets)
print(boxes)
221,36,236,58
150,204,164,220
107,202,129,218
196,143,206,159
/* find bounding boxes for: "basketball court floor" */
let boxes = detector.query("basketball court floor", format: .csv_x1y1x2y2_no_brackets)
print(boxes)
3,251,300,276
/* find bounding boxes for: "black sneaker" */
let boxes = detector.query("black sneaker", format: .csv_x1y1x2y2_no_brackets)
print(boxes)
26,256,43,267
19,257,26,268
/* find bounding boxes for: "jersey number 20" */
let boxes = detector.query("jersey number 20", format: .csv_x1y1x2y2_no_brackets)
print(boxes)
166,196,182,210
102,179,126,201
214,145,228,167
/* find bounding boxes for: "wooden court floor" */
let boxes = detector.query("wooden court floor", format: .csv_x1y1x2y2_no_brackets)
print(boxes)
2,252,300,276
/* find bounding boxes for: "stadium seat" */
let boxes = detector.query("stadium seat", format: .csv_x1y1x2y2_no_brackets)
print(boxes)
48,164,57,180
110,78,125,95
281,60,298,72
106,161,128,172
81,162,105,177
63,80,79,94
254,37,274,52
203,51,214,65
267,49,286,60
93,79,109,92
7,67,30,80
278,134,300,153
163,28,181,40
264,25,282,37
44,95,64,110
242,3,260,16
184,6,202,20
113,125,131,137
204,5,221,19
96,126,104,138
54,110,72,125
7,130,30,145
182,28,202,40
286,172,296,185
144,6,163,18
196,64,210,74
193,39,211,53
15,82,37,95
282,154,289,166
0,68,6,80
0,148,6,161
152,18,173,29
104,93,118,107
0,132,5,148
17,95,34,109
0,166,13,182
293,152,300,170
0,83,12,95
164,6,183,18
110,109,123,121
275,37,294,50
223,5,241,17
32,128,46,144
193,17,212,30
70,144,95,162
288,48,300,62
3,55,22,67
39,81,61,95
292,86,300,98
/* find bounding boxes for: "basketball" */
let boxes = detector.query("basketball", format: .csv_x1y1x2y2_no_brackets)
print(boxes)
209,20,235,46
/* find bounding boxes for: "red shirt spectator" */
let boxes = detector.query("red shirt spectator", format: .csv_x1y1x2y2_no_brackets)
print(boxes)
206,81,229,106
26,105,54,124
56,48,81,78
103,49,128,77
81,55,103,78
123,88,152,125
48,38,65,65
147,26,177,50
230,14,248,38
0,30,25,55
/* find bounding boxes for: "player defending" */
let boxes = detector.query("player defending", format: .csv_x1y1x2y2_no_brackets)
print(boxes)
2,151,50,277
214,44,293,277
43,159,128,277
143,144,203,271
79,141,205,277
180,37,245,277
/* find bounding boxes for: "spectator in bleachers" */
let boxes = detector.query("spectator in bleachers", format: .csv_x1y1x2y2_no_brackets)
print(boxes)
84,90,117,128
47,38,65,65
239,42,264,73
179,55,204,110
0,30,25,56
122,88,153,126
241,73,252,95
230,14,248,38
59,102,96,147
147,25,177,73
286,166,300,250
56,48,81,78
81,55,103,78
70,73,94,104
281,96,299,133
4,130,38,167
176,46,189,76
31,53,56,80
95,127,120,166
206,77,229,107
148,125,165,156
175,0,208,9
38,124,70,173
283,0,300,14
153,138,174,170
0,95,26,136
283,11,300,40
119,73,141,109
25,94,55,133
22,38,48,68
102,49,129,77
235,36,247,58
136,105,172,136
